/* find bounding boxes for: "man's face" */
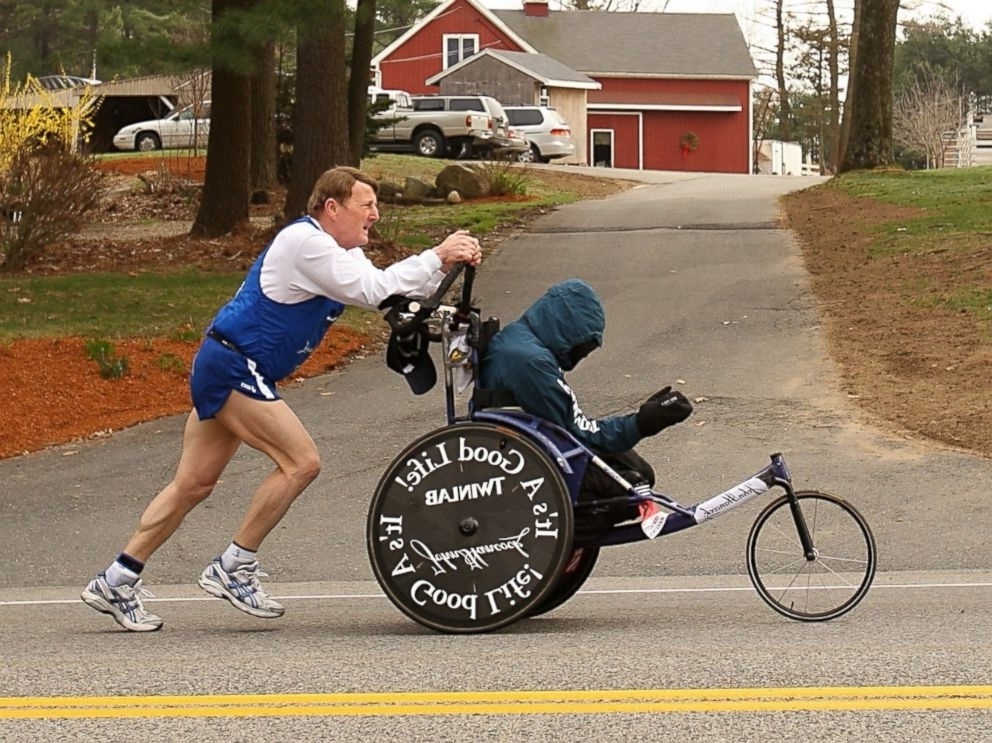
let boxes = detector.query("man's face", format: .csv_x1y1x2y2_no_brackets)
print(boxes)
327,181,379,248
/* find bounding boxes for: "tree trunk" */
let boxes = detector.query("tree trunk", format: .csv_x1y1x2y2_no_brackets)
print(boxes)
775,0,792,142
250,39,277,198
348,0,376,165
191,0,252,238
825,0,841,173
838,0,862,167
841,0,899,171
283,0,350,220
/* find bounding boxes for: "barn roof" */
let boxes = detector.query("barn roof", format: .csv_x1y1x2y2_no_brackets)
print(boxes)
426,48,600,89
492,10,758,79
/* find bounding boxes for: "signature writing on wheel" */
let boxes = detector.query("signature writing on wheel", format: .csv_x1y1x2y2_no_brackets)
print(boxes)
411,528,531,574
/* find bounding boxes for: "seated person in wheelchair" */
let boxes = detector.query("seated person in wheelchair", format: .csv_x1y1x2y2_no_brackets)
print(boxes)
478,279,693,539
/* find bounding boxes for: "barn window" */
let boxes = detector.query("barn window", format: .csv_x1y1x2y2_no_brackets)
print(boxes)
443,34,479,68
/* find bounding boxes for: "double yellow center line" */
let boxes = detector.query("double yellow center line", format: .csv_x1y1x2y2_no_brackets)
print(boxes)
3,685,992,719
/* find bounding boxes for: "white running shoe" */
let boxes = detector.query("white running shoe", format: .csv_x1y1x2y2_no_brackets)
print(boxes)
197,557,285,619
81,573,163,632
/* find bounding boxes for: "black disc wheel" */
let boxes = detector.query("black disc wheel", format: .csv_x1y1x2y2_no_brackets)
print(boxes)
527,546,599,618
746,490,876,621
367,422,574,633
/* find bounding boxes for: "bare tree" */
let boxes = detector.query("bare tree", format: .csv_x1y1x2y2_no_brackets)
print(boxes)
752,85,778,171
893,64,966,168
823,0,841,173
167,68,211,171
775,0,793,141
560,0,645,10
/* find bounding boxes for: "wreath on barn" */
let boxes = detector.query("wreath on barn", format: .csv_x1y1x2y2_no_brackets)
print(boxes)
679,131,700,156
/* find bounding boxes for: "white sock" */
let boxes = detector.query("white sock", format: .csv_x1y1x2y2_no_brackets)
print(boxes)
220,543,257,572
105,561,139,587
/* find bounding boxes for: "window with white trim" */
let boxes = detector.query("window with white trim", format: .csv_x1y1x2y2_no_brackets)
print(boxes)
443,34,479,68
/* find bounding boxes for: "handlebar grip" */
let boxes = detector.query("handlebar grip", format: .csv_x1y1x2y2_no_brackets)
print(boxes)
385,262,469,337
411,261,465,323
432,262,464,304
458,265,476,316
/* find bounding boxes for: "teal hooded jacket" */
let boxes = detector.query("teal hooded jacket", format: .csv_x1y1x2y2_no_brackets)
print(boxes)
479,279,642,453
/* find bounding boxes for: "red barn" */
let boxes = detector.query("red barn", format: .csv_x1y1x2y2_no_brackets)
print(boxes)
372,0,758,173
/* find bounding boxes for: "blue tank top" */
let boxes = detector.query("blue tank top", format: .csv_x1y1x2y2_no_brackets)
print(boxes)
209,218,345,382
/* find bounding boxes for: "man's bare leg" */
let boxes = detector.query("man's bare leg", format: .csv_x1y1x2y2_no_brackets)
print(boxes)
82,408,242,631
195,393,320,618
213,393,321,549
122,409,242,562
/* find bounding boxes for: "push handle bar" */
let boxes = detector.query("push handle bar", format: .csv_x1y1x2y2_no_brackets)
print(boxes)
380,262,469,339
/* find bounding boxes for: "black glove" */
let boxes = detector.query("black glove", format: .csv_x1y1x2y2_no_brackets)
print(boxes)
635,385,693,437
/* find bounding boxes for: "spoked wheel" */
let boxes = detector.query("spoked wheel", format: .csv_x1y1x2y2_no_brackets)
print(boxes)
746,490,876,621
367,422,574,633
527,546,600,618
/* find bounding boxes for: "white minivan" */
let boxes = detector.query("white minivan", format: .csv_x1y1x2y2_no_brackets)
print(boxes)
502,105,576,163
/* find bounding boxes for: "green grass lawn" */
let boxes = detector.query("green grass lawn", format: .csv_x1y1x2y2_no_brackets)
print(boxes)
0,154,587,342
822,167,992,324
0,271,240,341
4,161,990,343
827,166,992,251
0,270,379,342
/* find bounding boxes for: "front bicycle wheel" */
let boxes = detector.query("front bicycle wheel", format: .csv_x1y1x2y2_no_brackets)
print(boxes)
746,490,876,621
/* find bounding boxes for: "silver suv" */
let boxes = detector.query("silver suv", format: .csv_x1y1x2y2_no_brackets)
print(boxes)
502,106,576,163
411,95,527,158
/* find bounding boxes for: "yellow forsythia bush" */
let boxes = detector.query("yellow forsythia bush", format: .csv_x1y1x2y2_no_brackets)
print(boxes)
0,54,99,171
1,54,105,271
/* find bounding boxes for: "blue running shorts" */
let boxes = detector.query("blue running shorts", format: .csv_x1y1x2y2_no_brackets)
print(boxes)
190,337,280,420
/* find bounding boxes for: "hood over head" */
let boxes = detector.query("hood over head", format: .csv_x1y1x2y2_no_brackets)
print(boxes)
519,279,604,371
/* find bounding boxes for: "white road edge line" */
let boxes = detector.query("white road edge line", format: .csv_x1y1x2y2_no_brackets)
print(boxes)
2,581,991,607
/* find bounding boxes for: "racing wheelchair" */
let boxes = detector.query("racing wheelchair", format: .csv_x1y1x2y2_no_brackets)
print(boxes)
366,265,877,634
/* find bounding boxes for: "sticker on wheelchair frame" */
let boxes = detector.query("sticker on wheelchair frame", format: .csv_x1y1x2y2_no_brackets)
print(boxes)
693,476,769,524
368,423,573,632
638,501,668,539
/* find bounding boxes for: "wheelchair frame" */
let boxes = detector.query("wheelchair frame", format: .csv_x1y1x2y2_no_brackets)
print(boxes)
367,266,877,634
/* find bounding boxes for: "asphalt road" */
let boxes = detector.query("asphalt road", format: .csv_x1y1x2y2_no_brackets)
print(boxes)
2,167,991,741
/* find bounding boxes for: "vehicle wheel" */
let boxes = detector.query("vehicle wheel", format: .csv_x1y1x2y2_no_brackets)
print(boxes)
517,145,539,164
414,129,446,158
135,132,161,152
367,421,574,633
449,140,474,159
527,545,599,617
746,490,876,621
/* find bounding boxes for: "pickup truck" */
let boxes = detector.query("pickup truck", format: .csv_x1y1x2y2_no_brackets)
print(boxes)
370,94,528,159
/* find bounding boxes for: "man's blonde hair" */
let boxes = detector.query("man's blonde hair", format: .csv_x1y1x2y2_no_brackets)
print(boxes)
307,166,379,214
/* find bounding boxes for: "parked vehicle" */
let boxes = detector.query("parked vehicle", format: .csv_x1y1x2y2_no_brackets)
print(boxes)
368,86,413,113
370,94,528,159
497,126,531,160
112,101,211,152
502,105,576,163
